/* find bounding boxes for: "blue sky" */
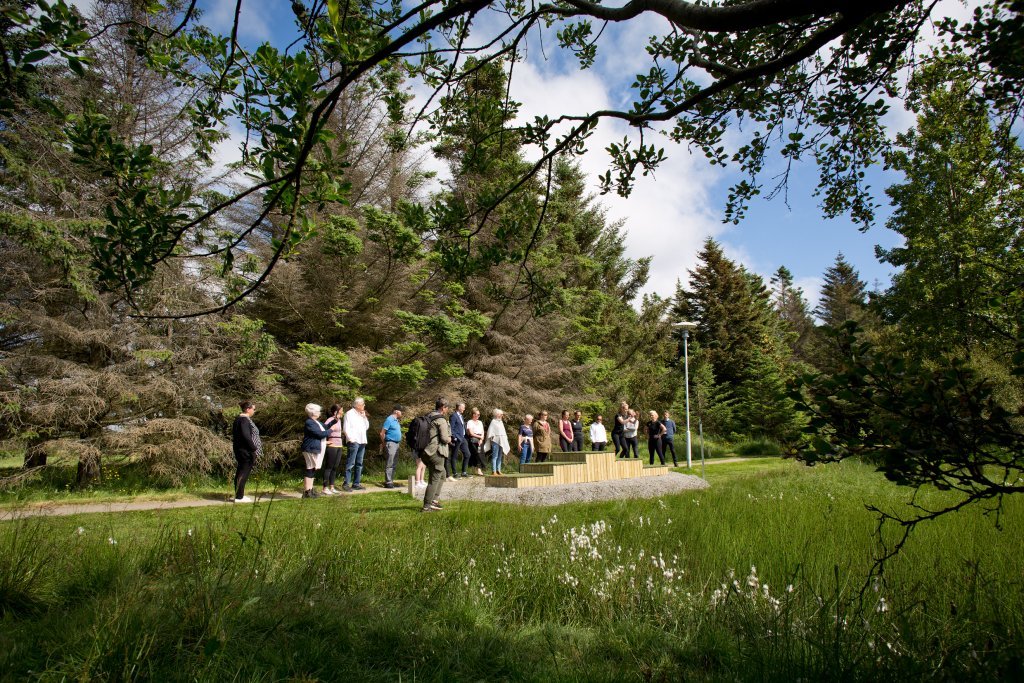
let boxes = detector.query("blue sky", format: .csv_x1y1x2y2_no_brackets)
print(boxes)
192,0,979,310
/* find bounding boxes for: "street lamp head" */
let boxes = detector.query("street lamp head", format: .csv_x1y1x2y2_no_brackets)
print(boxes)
673,321,698,330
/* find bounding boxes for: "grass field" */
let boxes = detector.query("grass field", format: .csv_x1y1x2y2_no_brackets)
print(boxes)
1,458,1021,681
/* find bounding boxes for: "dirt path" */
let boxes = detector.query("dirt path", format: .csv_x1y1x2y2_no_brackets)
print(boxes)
0,457,759,521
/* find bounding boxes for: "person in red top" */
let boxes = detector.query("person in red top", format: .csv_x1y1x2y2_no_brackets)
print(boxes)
559,410,574,452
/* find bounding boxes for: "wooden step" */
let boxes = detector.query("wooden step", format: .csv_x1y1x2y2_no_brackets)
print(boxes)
480,450,675,489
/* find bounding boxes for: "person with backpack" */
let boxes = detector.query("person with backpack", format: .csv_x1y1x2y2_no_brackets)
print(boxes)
405,410,433,489
420,398,452,513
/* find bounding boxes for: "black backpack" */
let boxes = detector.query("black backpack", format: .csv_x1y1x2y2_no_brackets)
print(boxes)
406,414,434,451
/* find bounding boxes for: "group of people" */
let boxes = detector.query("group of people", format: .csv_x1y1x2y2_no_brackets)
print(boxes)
229,398,681,510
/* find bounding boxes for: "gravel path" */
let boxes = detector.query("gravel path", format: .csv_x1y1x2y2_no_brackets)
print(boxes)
430,471,708,506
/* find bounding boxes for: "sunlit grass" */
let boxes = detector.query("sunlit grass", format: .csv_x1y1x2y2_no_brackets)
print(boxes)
0,459,1021,680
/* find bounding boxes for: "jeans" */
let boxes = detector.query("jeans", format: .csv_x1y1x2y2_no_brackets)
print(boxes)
491,442,503,473
383,441,400,484
344,442,366,486
519,441,533,469
323,446,344,487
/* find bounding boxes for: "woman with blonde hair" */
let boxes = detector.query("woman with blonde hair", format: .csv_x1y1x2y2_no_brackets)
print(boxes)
646,410,667,465
484,408,511,475
300,403,330,498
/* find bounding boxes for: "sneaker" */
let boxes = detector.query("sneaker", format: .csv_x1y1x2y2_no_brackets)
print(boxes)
416,481,427,488
233,495,254,503
383,482,396,489
352,484,365,491
322,489,333,496
429,501,443,510
341,484,352,492
302,489,318,499
330,487,339,494
421,506,438,513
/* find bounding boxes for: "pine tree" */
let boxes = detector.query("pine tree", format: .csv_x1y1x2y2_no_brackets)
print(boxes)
674,238,765,389
770,266,816,363
813,253,867,328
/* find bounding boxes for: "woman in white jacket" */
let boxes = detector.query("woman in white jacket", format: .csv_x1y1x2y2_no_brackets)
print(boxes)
484,408,511,475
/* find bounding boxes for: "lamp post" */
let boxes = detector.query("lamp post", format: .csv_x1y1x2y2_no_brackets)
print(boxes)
674,321,698,468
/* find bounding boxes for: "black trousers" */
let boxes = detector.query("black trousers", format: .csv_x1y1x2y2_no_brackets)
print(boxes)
572,435,583,451
662,437,677,465
468,439,482,467
234,455,254,499
536,451,550,463
323,446,344,487
623,436,639,459
612,432,625,456
648,437,665,465
559,436,572,452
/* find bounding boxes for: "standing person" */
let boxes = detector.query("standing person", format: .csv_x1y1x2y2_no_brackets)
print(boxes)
301,403,330,498
558,410,574,452
405,412,428,490
231,400,262,503
589,414,607,452
484,409,510,475
533,410,552,463
420,398,452,512
449,402,470,479
466,407,486,476
623,409,640,459
322,404,344,495
342,397,369,491
571,410,584,451
660,410,679,466
379,404,404,489
518,414,535,470
612,401,628,457
646,410,667,465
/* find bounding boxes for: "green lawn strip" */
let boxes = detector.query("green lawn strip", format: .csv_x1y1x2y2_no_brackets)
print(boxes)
1,460,1021,680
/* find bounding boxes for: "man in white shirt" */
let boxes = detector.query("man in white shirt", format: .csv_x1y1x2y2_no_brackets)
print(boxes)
342,397,370,491
589,415,607,452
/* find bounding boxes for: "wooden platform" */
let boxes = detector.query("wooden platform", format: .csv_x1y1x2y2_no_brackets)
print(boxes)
483,451,672,489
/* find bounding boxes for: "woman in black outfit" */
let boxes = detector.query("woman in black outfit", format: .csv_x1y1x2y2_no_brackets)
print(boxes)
231,400,262,502
612,401,627,457
571,410,584,451
646,410,667,465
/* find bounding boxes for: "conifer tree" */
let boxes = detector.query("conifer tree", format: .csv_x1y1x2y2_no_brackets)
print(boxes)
770,266,816,364
813,253,868,329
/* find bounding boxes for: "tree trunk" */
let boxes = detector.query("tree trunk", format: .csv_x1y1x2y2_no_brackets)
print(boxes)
23,438,47,468
23,450,48,468
76,455,102,486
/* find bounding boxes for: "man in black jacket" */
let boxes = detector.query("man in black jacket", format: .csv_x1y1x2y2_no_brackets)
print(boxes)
231,400,263,502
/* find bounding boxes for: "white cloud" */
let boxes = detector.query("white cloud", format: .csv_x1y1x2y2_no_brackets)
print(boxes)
202,0,272,43
507,60,725,301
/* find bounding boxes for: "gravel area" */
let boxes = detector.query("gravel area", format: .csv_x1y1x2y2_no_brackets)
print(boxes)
422,472,708,506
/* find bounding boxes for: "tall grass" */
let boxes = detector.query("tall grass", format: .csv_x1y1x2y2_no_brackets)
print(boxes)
0,460,1021,680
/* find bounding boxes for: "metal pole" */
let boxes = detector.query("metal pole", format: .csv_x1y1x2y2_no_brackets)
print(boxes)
684,329,692,468
699,418,705,480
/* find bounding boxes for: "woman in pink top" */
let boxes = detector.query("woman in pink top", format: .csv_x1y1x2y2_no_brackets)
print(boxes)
559,410,574,452
322,404,345,495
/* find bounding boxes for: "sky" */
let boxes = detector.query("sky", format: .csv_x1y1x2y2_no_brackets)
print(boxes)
190,0,981,311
